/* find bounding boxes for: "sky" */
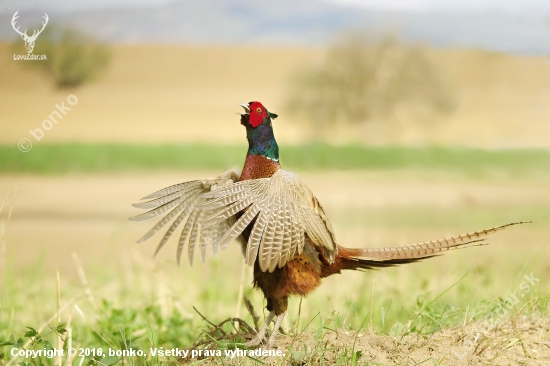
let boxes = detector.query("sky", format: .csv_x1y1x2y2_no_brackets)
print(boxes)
2,0,550,13
333,0,550,12
2,0,548,55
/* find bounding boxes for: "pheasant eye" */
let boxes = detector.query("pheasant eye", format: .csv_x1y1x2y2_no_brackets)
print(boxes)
256,108,262,113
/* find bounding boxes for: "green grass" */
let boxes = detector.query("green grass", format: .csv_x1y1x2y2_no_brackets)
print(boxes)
1,252,547,366
1,203,548,365
1,145,548,365
1,143,549,176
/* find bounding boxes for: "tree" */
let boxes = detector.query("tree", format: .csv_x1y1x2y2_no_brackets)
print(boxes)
286,31,456,139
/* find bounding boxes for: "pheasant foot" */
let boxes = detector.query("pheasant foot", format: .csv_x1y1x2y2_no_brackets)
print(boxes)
244,311,275,347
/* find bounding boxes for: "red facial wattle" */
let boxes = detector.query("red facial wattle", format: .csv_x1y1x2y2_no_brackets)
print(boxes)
248,102,268,127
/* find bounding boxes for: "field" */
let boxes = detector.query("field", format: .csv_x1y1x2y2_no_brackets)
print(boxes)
1,43,550,147
1,155,549,365
0,43,549,365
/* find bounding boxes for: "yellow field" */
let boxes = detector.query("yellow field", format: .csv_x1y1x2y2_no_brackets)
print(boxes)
1,43,550,147
2,171,548,273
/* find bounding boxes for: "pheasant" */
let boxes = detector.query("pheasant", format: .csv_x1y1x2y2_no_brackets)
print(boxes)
131,101,525,348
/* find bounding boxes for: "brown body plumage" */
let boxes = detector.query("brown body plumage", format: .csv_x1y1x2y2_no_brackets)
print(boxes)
131,101,527,347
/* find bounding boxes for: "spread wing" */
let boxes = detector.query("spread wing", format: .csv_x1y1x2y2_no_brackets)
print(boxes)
198,169,338,272
130,169,241,265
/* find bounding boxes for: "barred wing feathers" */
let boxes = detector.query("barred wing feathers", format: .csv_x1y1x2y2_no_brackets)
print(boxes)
130,169,241,265
198,170,338,272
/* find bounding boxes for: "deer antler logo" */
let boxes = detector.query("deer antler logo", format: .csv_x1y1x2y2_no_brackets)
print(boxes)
11,11,49,54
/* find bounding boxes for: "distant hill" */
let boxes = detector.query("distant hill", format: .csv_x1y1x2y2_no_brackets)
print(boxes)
1,0,550,55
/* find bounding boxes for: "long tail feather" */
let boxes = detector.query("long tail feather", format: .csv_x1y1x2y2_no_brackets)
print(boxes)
349,222,529,261
322,222,530,277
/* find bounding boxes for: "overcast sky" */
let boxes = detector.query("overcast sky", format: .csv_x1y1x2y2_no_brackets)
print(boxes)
2,0,550,13
333,0,550,12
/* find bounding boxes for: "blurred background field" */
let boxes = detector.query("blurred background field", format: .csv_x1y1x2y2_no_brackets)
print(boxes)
1,1,550,364
2,42,550,146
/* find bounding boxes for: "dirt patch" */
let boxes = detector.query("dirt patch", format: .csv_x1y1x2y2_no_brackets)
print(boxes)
181,317,549,365
302,318,550,366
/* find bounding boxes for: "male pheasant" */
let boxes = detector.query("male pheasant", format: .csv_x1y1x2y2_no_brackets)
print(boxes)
131,101,524,348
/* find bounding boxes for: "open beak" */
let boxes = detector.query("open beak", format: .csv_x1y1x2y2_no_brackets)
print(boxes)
238,103,250,115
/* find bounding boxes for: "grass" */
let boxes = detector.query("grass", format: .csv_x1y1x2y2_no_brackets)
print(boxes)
0,249,547,366
0,147,548,365
1,143,550,176
0,208,548,364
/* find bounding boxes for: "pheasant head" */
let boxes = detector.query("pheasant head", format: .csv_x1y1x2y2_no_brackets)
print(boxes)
239,101,279,162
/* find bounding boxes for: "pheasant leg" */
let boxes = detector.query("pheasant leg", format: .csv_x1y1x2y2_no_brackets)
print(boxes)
244,311,275,347
267,310,286,349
